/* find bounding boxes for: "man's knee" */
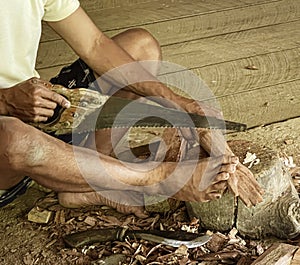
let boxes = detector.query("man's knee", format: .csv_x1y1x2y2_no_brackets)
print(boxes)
126,28,162,60
0,117,39,170
0,116,24,144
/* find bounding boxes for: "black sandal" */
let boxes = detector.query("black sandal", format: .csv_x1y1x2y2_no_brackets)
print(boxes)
0,177,32,207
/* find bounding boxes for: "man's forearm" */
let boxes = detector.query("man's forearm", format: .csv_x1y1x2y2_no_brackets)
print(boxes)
48,7,193,111
83,35,192,109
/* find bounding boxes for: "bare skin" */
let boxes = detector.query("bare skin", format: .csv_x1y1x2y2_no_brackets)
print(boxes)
0,116,237,215
0,7,261,215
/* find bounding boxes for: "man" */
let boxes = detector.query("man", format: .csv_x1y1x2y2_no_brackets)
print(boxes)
0,0,261,216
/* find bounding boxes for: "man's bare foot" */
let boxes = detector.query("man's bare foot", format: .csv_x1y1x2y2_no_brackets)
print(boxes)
58,190,148,218
197,129,264,206
167,154,238,202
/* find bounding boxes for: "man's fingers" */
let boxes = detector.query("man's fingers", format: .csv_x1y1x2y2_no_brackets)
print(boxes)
209,180,227,191
201,104,223,120
222,155,239,165
30,78,71,108
32,115,51,123
30,108,55,122
213,172,230,183
37,98,57,110
43,89,71,108
220,163,237,174
227,173,239,196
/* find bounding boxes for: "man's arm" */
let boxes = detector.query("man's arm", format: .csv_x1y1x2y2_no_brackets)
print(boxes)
47,7,220,117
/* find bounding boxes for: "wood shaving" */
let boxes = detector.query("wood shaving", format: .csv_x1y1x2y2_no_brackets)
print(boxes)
243,152,260,168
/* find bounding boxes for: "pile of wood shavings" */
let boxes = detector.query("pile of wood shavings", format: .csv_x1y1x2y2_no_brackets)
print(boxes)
25,193,268,265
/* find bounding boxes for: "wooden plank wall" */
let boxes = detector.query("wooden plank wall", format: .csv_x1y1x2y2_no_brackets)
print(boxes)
38,0,300,128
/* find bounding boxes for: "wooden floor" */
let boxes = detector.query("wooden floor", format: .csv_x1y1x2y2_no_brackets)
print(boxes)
38,0,300,128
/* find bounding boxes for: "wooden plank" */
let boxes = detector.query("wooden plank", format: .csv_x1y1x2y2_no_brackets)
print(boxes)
40,46,300,95
251,243,298,265
161,20,300,71
160,47,300,98
41,0,283,42
211,80,300,128
37,20,300,70
78,0,284,31
104,0,300,47
79,0,154,12
41,0,156,41
39,47,300,97
40,63,300,128
39,66,65,81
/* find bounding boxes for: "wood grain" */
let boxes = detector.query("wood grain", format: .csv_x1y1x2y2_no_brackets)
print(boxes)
37,20,300,70
160,47,300,97
41,0,286,42
161,20,300,71
251,243,298,265
80,0,154,12
212,80,300,128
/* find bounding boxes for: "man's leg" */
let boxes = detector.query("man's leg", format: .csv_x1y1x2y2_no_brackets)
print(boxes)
0,117,238,205
58,28,241,209
66,28,263,209
0,29,248,214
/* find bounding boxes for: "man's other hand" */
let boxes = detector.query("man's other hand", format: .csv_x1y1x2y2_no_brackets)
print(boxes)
1,77,70,122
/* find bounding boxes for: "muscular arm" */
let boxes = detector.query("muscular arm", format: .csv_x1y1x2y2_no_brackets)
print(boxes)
47,7,213,115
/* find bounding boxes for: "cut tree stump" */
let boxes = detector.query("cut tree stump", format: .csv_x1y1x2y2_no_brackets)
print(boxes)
186,140,300,239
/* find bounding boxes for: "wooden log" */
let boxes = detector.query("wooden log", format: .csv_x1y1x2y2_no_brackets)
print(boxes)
186,140,300,239
186,192,236,231
251,243,298,265
144,194,180,213
232,141,300,239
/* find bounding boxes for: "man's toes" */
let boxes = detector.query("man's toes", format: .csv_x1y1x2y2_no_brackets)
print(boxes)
117,205,148,218
206,192,222,201
220,163,236,174
209,180,227,193
223,155,239,165
214,172,229,182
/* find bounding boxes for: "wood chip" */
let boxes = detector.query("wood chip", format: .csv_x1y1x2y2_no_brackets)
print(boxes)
28,207,52,224
206,233,229,252
84,216,97,226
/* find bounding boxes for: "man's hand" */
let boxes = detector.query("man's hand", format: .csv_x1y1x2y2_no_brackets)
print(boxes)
185,100,223,119
228,163,264,207
1,77,70,122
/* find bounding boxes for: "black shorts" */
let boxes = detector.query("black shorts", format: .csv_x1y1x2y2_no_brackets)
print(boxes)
49,59,98,145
